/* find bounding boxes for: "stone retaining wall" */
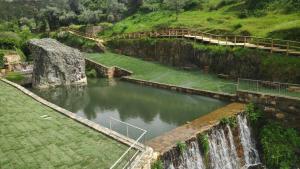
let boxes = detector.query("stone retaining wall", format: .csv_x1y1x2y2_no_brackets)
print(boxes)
85,59,132,78
122,77,236,102
237,90,300,130
1,78,152,169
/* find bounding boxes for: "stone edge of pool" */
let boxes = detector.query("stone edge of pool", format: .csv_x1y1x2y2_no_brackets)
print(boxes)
85,58,237,102
0,78,153,169
146,102,246,154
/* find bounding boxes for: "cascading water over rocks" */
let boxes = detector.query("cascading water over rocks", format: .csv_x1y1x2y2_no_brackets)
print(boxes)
162,114,261,169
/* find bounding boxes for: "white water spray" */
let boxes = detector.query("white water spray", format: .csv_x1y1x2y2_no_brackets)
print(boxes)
167,141,206,169
237,115,260,167
208,127,240,169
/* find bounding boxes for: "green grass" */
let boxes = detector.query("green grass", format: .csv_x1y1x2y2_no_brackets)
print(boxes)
86,52,237,94
0,80,134,169
102,2,300,40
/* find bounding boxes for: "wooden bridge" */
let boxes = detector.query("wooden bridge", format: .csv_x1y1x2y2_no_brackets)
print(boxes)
111,28,300,56
62,27,300,56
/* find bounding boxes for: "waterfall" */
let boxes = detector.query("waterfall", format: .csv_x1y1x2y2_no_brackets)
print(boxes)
166,141,206,169
208,126,240,169
237,115,260,167
227,125,240,169
163,114,261,169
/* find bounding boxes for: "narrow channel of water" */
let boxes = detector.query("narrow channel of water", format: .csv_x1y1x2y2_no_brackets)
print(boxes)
29,78,227,140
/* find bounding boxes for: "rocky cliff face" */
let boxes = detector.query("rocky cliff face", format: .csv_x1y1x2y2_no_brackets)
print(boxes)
28,38,87,88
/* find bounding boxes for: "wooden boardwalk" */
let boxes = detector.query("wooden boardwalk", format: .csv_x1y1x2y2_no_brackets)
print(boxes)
146,103,245,154
112,28,300,56
62,27,300,56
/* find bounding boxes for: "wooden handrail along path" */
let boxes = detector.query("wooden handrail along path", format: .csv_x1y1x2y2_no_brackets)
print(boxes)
61,27,106,49
110,28,300,56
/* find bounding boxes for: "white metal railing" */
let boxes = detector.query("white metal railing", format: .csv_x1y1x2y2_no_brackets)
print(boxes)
109,117,147,169
237,78,300,99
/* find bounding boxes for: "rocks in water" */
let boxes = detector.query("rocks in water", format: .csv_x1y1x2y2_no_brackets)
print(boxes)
28,38,87,88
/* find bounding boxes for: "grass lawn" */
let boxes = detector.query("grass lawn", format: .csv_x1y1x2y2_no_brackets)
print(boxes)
86,52,237,94
0,80,133,169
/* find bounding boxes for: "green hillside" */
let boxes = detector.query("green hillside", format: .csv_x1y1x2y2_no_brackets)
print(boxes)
102,0,300,40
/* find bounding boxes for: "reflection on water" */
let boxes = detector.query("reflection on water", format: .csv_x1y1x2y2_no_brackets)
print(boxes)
30,78,227,140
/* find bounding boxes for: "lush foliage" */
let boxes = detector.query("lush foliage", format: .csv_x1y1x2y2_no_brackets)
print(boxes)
86,68,97,78
220,116,237,128
151,160,164,169
198,134,210,157
260,122,300,169
245,103,263,124
51,31,100,52
176,141,187,155
5,72,25,83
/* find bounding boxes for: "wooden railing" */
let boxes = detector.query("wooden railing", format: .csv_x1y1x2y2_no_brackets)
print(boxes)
110,28,300,56
61,27,96,39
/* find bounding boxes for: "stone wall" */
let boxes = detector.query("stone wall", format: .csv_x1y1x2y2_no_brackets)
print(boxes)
123,77,236,102
108,38,300,83
85,59,132,78
237,90,300,130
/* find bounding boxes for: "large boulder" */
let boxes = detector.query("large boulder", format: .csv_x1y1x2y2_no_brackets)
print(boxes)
28,38,87,88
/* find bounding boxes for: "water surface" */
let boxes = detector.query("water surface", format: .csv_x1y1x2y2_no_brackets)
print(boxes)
30,78,227,140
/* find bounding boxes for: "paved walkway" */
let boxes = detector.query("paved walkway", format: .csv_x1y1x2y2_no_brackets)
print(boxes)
146,103,245,154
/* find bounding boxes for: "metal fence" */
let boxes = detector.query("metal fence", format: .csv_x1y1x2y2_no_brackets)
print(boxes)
237,78,300,99
108,117,147,169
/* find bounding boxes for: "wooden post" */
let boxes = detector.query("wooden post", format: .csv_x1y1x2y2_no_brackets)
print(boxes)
234,36,237,45
271,39,274,53
287,42,290,55
244,37,246,48
226,36,228,45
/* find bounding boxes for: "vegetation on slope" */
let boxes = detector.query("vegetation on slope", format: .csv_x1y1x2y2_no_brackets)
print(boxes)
102,0,300,40
260,122,300,169
246,103,300,169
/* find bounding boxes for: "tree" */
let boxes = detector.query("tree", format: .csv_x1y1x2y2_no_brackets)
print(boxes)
106,0,127,22
164,0,187,20
68,0,84,14
78,10,105,24
40,6,62,31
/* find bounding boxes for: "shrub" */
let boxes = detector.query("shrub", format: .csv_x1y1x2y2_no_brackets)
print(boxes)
151,160,164,169
5,72,24,83
176,141,187,155
220,117,237,127
260,122,300,169
0,32,21,49
198,134,210,157
246,103,263,124
233,23,242,30
86,68,97,78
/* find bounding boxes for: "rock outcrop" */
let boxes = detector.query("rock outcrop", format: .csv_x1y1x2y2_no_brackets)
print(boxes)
28,38,87,88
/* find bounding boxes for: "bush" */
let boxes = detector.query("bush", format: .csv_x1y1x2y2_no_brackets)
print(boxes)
198,134,210,157
260,122,300,169
151,160,163,169
0,32,21,49
5,72,25,83
246,103,263,124
220,117,237,127
176,141,187,155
